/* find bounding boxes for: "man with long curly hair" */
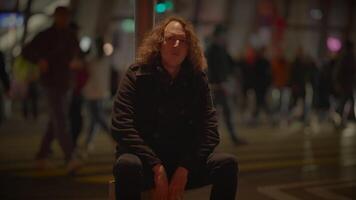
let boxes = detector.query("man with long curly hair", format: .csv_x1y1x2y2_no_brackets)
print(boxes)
112,16,238,200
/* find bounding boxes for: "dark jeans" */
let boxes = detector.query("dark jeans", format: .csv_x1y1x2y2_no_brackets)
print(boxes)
36,89,73,161
254,88,268,116
336,93,355,121
69,94,84,148
22,81,38,119
0,89,4,124
212,87,239,142
85,99,109,147
113,152,238,200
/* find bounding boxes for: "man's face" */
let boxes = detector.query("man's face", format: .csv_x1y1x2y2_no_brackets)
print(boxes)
161,21,188,68
54,12,70,29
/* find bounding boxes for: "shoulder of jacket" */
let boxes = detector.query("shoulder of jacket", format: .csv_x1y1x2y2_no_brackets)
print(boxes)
195,70,208,80
128,63,155,77
42,26,56,34
35,29,50,38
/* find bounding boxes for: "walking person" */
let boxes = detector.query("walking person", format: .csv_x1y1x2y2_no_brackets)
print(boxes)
83,38,111,153
206,24,245,145
332,40,356,127
22,6,82,172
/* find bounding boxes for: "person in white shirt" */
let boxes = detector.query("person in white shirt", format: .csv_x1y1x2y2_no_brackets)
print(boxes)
83,38,111,151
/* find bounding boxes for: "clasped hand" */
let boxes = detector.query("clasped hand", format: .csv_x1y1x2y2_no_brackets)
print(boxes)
152,164,188,200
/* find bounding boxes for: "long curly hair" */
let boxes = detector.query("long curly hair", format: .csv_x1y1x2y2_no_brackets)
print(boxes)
136,16,207,71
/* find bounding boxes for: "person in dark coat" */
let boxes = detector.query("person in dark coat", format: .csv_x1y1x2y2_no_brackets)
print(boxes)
315,53,337,119
252,47,272,121
289,48,318,123
112,17,238,200
22,6,81,172
332,40,356,126
206,24,245,145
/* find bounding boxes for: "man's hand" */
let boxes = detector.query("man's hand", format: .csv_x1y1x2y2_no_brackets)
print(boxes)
168,167,188,200
152,164,169,200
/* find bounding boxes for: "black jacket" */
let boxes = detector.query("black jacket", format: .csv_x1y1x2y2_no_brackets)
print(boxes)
111,62,219,171
206,43,235,84
22,26,79,93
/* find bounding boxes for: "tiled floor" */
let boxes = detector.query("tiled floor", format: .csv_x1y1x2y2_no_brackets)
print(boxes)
0,113,355,199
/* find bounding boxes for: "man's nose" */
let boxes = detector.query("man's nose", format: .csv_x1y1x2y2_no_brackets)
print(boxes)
173,39,180,47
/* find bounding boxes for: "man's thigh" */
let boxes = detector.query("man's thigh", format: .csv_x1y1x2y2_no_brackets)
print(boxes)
115,153,155,190
186,152,238,189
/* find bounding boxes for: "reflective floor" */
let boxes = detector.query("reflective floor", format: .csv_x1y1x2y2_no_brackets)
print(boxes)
0,112,355,199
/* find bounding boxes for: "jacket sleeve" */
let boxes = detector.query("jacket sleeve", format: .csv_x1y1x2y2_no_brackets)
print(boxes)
111,66,162,168
21,31,47,63
180,72,220,171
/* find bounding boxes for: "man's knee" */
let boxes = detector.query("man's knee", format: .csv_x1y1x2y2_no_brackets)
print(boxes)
211,153,239,175
222,154,238,174
113,153,142,178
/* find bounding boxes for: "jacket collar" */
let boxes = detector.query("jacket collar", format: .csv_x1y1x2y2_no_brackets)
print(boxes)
155,59,194,86
135,58,195,87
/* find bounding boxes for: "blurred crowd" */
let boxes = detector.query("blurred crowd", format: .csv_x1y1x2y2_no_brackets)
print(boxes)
0,7,116,172
206,26,355,131
0,7,355,168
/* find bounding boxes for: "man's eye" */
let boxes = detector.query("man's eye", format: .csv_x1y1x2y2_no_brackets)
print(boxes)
176,38,187,43
167,37,176,42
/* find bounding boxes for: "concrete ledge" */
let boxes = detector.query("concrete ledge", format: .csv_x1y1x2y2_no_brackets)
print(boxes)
108,180,152,200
